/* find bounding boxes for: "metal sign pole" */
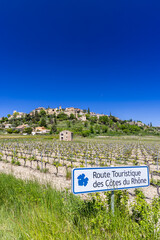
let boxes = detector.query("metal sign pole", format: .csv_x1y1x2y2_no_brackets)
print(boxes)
111,190,114,215
111,165,114,214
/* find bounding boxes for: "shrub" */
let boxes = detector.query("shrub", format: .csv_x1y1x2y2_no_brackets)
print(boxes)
23,127,32,134
82,130,90,137
57,113,68,121
6,129,13,134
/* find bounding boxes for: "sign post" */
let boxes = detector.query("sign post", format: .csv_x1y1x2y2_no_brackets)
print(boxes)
111,190,114,214
72,166,149,213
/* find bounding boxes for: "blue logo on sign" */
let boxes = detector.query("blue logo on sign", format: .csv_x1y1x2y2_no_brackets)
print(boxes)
77,174,89,186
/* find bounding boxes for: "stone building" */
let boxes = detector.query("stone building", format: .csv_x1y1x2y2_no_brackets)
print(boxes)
59,130,73,141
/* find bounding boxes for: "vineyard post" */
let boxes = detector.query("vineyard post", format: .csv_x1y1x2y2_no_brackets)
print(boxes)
58,151,60,163
96,156,98,167
157,151,159,171
85,156,87,167
14,147,15,161
85,146,88,167
41,152,43,171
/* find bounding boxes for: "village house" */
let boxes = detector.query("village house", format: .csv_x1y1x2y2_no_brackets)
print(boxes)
65,107,75,112
96,114,105,119
46,108,57,115
64,107,83,118
127,121,145,127
65,107,81,114
35,107,46,113
32,127,50,135
30,107,46,116
30,106,62,116
4,124,12,129
47,106,62,115
16,124,29,132
127,121,135,125
59,130,73,141
8,111,26,120
15,112,26,119
78,115,86,121
90,112,97,116
136,122,145,127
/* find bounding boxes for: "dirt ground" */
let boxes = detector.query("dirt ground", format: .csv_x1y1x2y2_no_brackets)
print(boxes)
0,161,158,204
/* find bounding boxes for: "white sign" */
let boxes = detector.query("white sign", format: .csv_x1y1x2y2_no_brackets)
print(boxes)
72,166,149,194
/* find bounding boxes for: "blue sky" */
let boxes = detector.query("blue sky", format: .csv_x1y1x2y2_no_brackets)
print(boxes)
0,0,160,126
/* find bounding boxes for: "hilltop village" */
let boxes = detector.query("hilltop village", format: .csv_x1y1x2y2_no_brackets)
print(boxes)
0,106,159,136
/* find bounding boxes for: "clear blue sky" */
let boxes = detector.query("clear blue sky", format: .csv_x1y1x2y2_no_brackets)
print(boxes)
0,0,160,126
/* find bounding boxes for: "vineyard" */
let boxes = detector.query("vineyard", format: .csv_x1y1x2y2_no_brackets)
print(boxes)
0,136,160,239
0,137,160,199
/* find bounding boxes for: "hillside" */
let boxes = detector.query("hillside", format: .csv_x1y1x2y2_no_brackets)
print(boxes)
0,106,159,136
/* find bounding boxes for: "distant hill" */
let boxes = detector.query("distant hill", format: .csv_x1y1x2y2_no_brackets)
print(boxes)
0,106,159,136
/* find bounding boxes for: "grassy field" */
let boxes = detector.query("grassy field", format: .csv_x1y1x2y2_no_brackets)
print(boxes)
0,173,159,240
0,133,160,141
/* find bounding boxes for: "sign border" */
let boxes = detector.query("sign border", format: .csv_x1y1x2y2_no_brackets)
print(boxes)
72,165,150,194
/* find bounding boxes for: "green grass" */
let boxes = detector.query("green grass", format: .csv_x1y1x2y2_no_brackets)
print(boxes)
0,173,159,239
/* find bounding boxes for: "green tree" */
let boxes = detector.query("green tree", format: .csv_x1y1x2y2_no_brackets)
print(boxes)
85,114,90,120
90,125,94,134
25,114,31,122
13,129,20,134
0,117,5,123
73,126,83,133
23,127,32,134
40,110,46,117
84,121,88,127
94,124,100,134
50,124,57,134
110,115,118,123
99,116,109,124
6,129,13,134
70,113,75,120
4,117,8,121
57,113,68,121
54,117,57,124
90,116,97,125
72,119,76,125
67,121,71,128
35,111,40,121
102,125,108,133
82,130,90,137
87,108,90,114
109,120,113,127
13,112,19,118
40,118,47,127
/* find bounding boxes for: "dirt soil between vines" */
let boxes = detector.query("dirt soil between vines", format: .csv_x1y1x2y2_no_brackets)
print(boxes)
0,161,158,203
